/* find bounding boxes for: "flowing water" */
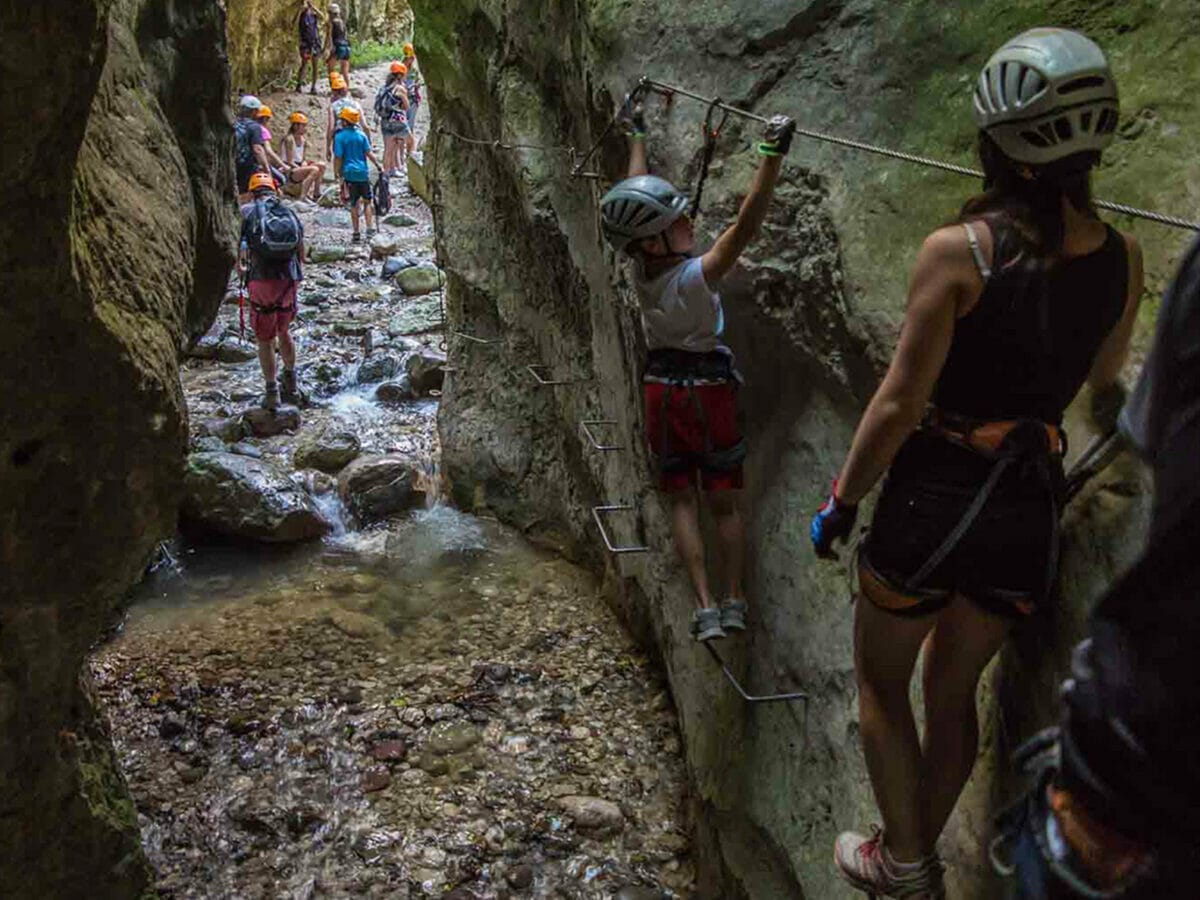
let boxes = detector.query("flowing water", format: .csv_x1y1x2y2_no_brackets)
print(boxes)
92,507,695,899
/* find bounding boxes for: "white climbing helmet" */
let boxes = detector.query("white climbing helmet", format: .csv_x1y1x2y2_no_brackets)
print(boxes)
239,94,263,113
600,175,689,252
973,27,1119,166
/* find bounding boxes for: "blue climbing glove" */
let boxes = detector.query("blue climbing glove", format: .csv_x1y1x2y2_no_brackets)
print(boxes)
811,479,857,560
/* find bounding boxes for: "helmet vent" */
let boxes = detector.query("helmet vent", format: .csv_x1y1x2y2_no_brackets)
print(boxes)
1037,122,1058,144
1021,130,1051,149
1080,111,1094,133
1097,107,1119,134
1057,75,1106,95
1053,117,1073,141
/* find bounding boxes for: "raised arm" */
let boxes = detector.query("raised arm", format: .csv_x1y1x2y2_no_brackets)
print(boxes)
699,116,794,285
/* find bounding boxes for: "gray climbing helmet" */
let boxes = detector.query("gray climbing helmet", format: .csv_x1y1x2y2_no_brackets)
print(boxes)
973,28,1119,166
600,175,689,252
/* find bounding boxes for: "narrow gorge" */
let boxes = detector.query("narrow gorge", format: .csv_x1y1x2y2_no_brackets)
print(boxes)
1,1,1197,898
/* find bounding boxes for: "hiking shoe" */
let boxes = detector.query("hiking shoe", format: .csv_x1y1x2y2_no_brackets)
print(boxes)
366,227,377,238
834,828,944,899
261,382,280,411
690,608,726,643
280,368,301,405
719,599,747,632
351,232,362,243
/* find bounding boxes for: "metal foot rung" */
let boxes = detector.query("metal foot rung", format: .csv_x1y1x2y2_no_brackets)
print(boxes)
580,419,622,451
527,364,589,386
704,642,808,705
591,504,649,554
454,331,501,345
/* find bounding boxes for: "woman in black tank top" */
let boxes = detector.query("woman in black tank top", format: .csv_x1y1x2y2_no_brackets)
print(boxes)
808,28,1145,898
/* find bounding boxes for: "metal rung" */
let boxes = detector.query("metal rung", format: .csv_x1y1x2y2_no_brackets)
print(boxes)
454,331,501,345
527,364,589,386
580,419,622,452
704,643,808,705
591,504,649,554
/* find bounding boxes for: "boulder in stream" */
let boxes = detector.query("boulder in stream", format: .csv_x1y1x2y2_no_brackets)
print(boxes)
242,405,301,437
293,431,361,473
337,454,424,522
405,349,447,394
356,354,400,384
383,212,419,227
395,264,445,296
375,378,415,403
309,244,348,264
369,233,400,260
380,256,418,279
181,452,330,543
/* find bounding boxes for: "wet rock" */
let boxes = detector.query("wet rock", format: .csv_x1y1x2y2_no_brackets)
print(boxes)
356,354,400,384
558,796,624,831
369,740,408,762
317,188,343,208
405,349,447,394
241,405,301,437
192,435,226,453
228,442,262,459
425,722,481,756
311,360,344,388
334,321,371,337
508,864,534,888
369,234,400,259
383,212,419,228
181,452,330,543
360,768,392,793
198,415,247,444
395,265,445,296
158,713,186,739
316,209,352,227
386,297,444,337
215,340,257,364
310,245,348,263
337,454,423,522
187,334,222,360
375,379,415,403
294,431,361,473
327,609,387,640
380,256,418,278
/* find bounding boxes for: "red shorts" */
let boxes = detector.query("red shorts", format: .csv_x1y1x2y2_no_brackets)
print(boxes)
248,279,297,342
644,381,744,493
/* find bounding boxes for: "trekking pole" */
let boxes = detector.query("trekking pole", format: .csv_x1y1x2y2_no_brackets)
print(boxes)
238,271,248,342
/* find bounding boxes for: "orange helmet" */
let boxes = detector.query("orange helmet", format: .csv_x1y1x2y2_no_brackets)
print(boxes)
288,111,308,125
389,60,407,75
255,105,272,119
329,72,347,91
248,172,276,193
402,43,414,57
338,106,361,125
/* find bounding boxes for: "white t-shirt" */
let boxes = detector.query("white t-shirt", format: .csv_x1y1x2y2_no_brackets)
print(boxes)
632,256,730,355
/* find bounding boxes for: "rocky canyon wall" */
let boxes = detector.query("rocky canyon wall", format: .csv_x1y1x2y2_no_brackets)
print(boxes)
415,0,1200,896
0,0,235,895
228,0,414,92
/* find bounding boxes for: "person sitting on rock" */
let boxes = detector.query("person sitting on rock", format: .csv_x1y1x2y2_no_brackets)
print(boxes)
375,61,410,177
234,95,271,200
238,172,306,409
599,99,795,642
324,2,351,81
294,0,324,94
333,106,382,243
281,112,326,201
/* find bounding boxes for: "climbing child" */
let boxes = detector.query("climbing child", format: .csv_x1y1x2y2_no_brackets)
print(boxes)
282,112,326,201
375,61,410,176
238,173,306,410
333,106,382,242
600,100,795,642
294,0,323,94
809,28,1142,899
325,2,351,80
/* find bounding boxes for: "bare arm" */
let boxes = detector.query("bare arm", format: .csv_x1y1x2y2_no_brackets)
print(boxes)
699,155,782,285
263,141,288,171
835,226,980,504
252,143,270,172
627,135,648,177
1088,233,1144,389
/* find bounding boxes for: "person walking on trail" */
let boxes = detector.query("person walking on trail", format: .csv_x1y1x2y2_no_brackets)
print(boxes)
990,234,1200,900
238,173,306,410
325,2,351,80
333,106,382,243
808,28,1143,899
401,43,422,151
234,96,271,199
375,61,410,176
281,112,326,201
326,72,367,159
599,99,796,643
294,0,323,94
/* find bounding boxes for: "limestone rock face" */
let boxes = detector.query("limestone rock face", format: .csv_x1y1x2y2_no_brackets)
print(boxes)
0,1,235,896
413,1,1185,896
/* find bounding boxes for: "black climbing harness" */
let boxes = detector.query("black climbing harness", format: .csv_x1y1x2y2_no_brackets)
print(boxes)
645,349,746,477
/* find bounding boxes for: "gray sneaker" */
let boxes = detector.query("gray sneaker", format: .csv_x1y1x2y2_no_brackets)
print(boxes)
261,381,280,410
719,599,747,632
691,608,726,642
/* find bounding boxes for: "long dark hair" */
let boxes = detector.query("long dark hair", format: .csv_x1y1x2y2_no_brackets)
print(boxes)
958,132,1100,263
385,71,401,87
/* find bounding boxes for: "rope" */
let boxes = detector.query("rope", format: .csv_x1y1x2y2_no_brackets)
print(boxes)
689,98,729,217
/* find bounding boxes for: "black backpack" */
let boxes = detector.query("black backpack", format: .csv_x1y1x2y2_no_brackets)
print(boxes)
373,172,391,216
234,119,257,171
374,85,392,121
248,196,303,262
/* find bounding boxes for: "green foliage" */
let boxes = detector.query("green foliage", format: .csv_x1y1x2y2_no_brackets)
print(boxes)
352,41,411,70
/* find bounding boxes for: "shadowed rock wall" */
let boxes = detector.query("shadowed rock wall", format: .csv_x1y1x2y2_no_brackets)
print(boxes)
0,0,235,895
416,0,1199,896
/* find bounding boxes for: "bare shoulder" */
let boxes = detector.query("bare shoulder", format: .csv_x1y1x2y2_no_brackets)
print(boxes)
1118,228,1144,266
916,223,986,273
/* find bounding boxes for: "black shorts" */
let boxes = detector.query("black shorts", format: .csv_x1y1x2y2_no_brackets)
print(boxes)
300,38,321,57
346,180,372,204
860,430,1059,619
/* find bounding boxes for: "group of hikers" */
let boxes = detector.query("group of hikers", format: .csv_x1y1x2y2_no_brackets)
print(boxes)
231,30,423,411
600,26,1198,900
